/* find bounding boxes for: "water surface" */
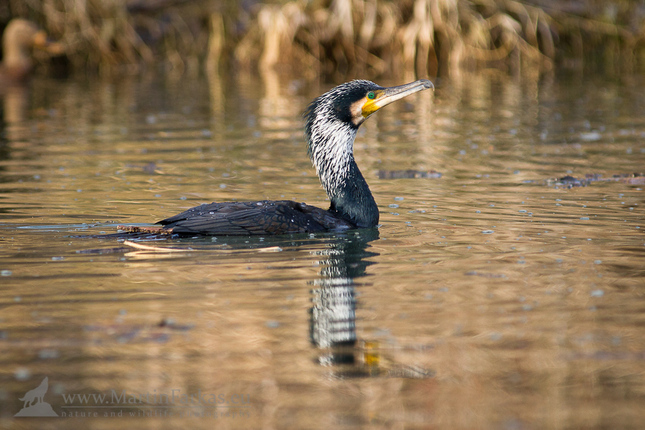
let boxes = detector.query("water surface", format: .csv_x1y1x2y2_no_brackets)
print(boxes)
1,70,644,429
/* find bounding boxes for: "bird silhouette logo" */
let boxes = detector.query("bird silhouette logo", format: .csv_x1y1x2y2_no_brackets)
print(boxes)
14,377,58,417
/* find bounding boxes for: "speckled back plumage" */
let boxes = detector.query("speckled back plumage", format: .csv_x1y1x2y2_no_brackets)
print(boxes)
157,200,354,236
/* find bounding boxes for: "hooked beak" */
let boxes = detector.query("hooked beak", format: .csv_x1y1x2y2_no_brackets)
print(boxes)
362,79,434,118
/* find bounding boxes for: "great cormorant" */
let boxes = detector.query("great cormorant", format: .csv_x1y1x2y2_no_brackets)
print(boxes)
119,79,434,236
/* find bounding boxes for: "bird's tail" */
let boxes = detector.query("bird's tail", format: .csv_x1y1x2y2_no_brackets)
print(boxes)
116,225,174,235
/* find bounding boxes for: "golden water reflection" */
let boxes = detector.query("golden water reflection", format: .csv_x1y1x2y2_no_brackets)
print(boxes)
0,70,644,428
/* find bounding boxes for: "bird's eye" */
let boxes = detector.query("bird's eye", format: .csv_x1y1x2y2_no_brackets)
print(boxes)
367,91,376,100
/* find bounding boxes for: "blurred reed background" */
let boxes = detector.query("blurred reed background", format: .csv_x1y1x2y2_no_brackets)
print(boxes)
1,0,644,79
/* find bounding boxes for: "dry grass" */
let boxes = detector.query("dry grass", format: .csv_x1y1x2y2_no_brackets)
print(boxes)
3,0,645,77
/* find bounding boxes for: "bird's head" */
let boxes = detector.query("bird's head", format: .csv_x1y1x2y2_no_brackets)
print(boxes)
304,79,433,168
305,79,433,132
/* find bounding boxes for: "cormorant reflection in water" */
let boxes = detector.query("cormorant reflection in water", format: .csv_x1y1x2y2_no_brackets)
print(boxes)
309,229,433,378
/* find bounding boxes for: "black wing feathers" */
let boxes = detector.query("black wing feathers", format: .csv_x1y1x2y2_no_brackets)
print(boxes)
157,200,352,236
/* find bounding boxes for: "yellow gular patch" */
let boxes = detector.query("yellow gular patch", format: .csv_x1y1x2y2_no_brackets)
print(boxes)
361,90,384,117
349,90,385,126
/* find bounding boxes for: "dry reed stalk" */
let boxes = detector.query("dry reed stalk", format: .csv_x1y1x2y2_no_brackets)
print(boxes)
206,12,224,74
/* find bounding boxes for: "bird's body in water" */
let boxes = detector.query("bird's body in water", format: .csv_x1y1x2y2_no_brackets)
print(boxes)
119,79,433,236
